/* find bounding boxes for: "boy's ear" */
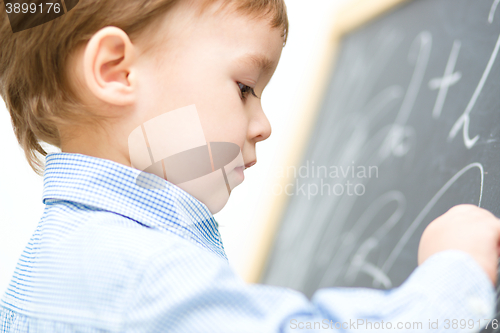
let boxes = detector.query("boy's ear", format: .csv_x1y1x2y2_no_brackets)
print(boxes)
83,26,136,106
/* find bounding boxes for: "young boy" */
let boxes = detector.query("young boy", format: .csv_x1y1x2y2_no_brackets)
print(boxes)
1,0,499,331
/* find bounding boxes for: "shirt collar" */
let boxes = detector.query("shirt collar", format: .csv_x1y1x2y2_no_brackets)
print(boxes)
42,152,227,260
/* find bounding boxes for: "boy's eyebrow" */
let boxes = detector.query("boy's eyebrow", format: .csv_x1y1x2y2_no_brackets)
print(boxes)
237,53,276,75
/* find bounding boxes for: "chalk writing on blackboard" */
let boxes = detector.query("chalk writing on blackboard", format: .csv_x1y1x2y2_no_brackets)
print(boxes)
319,2,499,290
428,40,462,119
262,3,500,317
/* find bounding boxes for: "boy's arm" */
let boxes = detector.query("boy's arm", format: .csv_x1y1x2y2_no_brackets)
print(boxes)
125,240,495,333
311,249,495,332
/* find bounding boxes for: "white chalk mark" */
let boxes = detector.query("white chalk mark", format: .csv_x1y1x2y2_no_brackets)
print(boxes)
448,33,500,149
344,192,405,288
385,126,416,157
429,40,462,119
382,162,484,274
490,0,500,23
398,31,433,126
379,32,432,160
350,258,393,289
362,263,392,289
318,191,405,287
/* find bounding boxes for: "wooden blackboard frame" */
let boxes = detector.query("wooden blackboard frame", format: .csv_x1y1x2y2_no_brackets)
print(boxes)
247,0,411,284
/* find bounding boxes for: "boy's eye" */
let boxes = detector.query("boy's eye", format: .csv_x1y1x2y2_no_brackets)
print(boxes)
238,82,259,101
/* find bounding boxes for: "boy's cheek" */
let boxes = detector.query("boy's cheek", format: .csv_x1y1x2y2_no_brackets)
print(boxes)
128,104,244,213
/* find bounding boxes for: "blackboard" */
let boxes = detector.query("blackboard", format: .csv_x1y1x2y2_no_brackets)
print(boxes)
258,0,500,329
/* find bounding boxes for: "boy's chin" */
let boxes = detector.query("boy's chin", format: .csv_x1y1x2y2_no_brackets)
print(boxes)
175,169,243,215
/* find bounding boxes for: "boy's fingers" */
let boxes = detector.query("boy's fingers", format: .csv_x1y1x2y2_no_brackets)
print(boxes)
492,216,500,237
491,217,500,257
495,217,500,256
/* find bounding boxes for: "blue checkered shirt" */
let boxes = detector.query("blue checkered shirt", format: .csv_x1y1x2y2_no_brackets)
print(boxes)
1,153,496,332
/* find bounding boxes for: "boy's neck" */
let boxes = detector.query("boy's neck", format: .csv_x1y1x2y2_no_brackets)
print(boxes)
60,127,132,168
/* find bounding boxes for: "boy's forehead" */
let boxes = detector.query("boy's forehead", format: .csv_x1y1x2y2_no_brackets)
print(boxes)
140,0,283,72
199,2,284,51
176,0,283,39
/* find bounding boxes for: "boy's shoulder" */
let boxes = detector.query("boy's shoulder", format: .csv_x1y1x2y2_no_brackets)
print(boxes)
42,201,181,261
2,201,207,328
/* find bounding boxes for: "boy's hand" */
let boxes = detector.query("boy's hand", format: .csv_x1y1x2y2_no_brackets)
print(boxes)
418,204,500,286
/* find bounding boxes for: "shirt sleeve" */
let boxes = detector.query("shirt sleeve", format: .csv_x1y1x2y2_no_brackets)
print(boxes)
125,242,496,333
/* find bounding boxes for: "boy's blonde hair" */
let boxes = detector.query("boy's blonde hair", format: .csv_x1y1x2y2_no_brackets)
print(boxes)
0,0,288,175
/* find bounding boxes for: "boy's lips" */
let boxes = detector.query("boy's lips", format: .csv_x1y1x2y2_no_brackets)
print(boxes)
245,160,256,169
232,160,255,182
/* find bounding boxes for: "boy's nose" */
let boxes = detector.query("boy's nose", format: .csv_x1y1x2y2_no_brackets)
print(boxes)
252,108,272,143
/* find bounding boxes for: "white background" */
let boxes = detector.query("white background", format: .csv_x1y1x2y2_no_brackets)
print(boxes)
0,0,348,293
